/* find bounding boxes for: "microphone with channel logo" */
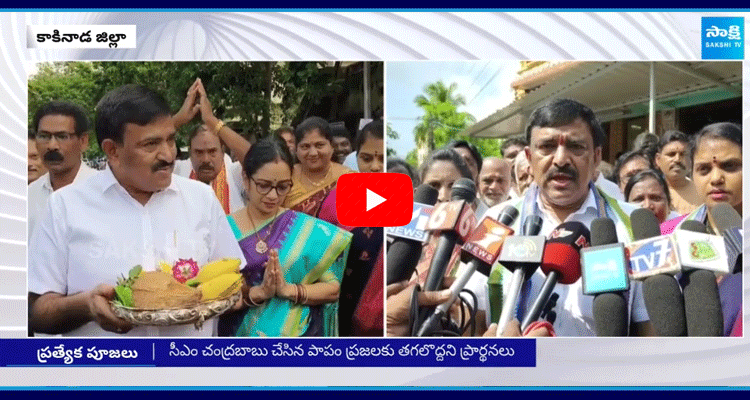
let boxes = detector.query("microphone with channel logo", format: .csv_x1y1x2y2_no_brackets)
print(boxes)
495,215,544,336
580,217,629,336
520,221,590,332
386,184,439,284
416,206,518,336
628,208,686,336
421,178,478,293
679,220,724,336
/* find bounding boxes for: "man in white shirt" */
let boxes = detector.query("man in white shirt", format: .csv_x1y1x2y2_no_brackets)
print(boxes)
485,98,652,337
173,126,245,213
171,78,252,214
28,101,99,238
29,84,244,337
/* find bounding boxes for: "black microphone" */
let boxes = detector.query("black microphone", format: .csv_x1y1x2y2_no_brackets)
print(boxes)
630,208,686,336
416,206,519,336
386,184,438,284
495,214,544,336
581,218,629,336
680,220,723,336
711,203,742,274
520,221,589,331
414,178,477,332
422,178,477,292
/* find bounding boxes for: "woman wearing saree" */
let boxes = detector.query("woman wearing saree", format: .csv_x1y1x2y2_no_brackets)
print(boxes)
660,122,742,336
220,138,352,337
283,117,352,217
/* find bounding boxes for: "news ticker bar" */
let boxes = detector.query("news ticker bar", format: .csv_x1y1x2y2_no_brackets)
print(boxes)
3,339,536,367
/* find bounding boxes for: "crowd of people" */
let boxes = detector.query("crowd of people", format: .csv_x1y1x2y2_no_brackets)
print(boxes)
27,78,384,337
386,98,742,337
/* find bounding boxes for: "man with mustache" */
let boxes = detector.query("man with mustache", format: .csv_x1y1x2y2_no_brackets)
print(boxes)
28,101,98,238
173,78,251,214
330,121,353,164
654,130,701,215
28,84,243,337
485,98,652,336
477,157,511,209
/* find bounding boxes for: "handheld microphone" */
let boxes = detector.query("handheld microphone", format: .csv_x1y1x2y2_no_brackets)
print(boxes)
520,221,589,331
421,178,477,292
630,208,686,336
680,220,724,337
711,203,742,274
416,206,518,336
386,184,438,284
581,218,629,336
495,215,544,336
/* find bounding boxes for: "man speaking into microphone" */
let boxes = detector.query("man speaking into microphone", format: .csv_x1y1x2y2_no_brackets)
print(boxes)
486,98,653,337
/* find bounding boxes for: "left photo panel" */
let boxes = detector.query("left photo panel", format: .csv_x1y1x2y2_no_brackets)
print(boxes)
26,61,384,337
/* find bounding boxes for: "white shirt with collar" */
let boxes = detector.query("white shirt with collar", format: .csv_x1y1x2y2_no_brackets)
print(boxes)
174,154,245,213
28,162,99,240
343,151,359,172
485,185,648,336
29,167,245,337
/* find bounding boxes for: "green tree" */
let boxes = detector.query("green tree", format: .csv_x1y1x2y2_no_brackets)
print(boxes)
412,80,501,164
28,61,374,161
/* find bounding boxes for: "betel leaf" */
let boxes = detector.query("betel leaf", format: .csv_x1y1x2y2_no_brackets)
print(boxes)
114,285,134,308
128,265,143,279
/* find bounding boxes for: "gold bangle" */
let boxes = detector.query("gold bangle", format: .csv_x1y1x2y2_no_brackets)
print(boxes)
214,120,225,134
244,291,264,307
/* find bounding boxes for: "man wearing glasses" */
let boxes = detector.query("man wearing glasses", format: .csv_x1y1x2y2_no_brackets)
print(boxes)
28,101,99,238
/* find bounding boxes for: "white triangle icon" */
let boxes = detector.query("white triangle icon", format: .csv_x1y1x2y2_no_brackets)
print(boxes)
366,188,386,212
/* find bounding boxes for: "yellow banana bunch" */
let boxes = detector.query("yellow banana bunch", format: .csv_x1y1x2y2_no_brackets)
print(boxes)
185,258,241,287
198,273,243,301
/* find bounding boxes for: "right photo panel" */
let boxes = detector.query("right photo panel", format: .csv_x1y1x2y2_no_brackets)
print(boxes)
385,61,742,338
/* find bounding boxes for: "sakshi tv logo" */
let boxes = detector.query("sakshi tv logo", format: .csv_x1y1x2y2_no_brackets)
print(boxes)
702,17,744,59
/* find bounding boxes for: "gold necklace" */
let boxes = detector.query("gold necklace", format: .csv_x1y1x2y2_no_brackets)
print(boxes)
247,208,280,254
302,164,332,187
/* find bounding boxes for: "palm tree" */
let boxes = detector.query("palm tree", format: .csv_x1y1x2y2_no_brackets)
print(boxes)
413,81,473,153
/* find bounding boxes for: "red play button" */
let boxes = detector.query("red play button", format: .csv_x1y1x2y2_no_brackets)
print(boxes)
336,173,413,227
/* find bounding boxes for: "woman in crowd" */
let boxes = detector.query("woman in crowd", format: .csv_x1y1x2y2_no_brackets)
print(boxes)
316,120,386,336
419,147,474,203
283,117,352,217
387,157,420,188
661,122,742,337
221,138,352,337
624,169,679,223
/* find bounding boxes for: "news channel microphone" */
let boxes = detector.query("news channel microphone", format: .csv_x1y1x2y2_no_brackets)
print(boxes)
580,218,629,336
711,203,742,274
679,220,724,336
628,208,686,336
421,178,477,292
416,206,518,337
520,221,590,332
495,214,544,336
386,184,438,284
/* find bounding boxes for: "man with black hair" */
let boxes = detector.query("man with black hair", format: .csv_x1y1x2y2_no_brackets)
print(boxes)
485,98,651,336
330,121,353,164
500,137,527,161
28,84,243,337
172,79,250,214
654,130,701,215
447,139,482,182
28,101,98,237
